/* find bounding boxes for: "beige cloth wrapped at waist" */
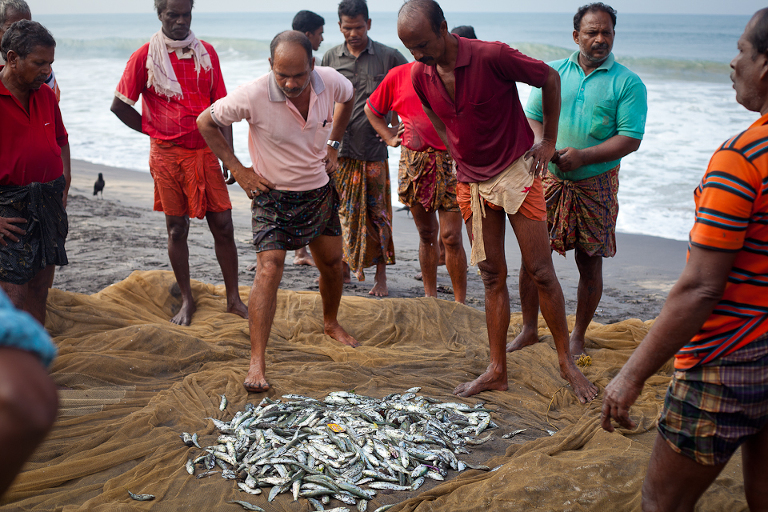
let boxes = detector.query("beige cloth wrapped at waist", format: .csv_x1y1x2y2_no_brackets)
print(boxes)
470,155,534,266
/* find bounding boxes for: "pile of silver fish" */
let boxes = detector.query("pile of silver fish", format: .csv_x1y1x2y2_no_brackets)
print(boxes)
179,388,500,512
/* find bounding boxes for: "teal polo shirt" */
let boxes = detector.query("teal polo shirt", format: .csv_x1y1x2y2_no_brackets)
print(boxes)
524,52,647,182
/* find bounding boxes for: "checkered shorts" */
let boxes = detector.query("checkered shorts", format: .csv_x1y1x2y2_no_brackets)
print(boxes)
657,334,768,465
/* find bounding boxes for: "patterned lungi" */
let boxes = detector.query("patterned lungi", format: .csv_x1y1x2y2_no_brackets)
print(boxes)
0,175,68,285
333,158,395,281
657,333,768,466
543,165,620,257
251,182,341,252
398,146,458,213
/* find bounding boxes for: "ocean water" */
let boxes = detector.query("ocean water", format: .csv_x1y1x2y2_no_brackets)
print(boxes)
35,11,756,242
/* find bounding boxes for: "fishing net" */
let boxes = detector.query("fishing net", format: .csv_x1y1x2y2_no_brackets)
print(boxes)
1,270,748,511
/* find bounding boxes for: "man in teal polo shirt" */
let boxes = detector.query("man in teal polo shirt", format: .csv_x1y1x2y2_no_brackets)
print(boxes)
517,2,647,358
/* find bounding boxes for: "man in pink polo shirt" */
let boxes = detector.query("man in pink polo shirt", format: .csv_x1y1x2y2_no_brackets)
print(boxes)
197,31,356,393
398,0,598,403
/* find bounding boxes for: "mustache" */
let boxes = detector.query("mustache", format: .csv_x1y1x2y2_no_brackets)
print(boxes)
591,43,609,51
417,56,435,64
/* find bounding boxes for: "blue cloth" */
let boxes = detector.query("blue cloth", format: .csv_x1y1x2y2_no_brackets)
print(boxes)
0,290,56,367
524,52,647,182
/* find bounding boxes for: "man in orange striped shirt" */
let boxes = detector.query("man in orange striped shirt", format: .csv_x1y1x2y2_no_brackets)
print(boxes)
601,10,768,510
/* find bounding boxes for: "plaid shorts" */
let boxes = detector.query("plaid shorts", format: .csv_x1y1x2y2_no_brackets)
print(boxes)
657,334,768,465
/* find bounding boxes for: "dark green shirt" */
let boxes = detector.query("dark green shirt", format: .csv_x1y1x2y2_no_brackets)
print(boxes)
321,38,408,161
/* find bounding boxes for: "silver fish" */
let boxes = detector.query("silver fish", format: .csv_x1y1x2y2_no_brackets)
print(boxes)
502,429,526,439
237,482,262,495
219,394,228,411
185,458,195,475
127,490,155,501
228,500,265,511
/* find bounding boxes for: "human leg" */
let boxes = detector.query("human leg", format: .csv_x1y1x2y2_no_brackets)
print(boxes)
507,262,543,352
22,265,55,327
366,161,394,297
206,210,247,319
454,208,510,397
165,214,195,326
571,249,603,356
0,347,58,498
642,434,726,512
508,211,597,403
742,424,768,510
437,209,466,303
308,235,358,347
244,249,285,393
410,203,440,297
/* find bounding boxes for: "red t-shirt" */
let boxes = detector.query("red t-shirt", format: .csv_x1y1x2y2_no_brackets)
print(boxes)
0,76,67,186
411,36,549,183
115,41,227,150
366,61,445,152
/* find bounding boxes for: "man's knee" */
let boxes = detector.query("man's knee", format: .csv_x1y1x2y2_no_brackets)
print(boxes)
0,351,58,440
166,217,190,242
524,259,558,288
207,210,235,240
441,228,463,248
575,249,603,276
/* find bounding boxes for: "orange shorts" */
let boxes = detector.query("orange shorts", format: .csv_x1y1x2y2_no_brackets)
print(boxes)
149,139,232,219
456,175,546,222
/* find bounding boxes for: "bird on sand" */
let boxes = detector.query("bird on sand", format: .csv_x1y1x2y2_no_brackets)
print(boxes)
93,173,105,198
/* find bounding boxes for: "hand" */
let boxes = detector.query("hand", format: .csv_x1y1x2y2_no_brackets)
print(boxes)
600,370,643,432
234,166,275,200
374,123,404,148
524,139,556,178
553,147,584,173
0,217,27,246
324,146,339,174
222,167,236,185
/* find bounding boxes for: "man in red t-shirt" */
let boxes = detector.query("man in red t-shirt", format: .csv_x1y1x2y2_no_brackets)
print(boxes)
110,0,246,326
398,0,597,403
0,20,70,327
365,61,467,303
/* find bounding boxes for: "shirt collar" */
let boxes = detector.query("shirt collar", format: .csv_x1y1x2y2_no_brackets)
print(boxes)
568,51,615,74
341,37,374,58
268,69,325,102
751,111,768,130
425,34,467,77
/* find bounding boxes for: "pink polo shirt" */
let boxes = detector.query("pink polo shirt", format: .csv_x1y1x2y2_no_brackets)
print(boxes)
212,66,353,191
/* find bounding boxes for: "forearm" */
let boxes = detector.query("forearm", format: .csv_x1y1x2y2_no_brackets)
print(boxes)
60,144,71,191
196,110,247,179
576,135,641,167
539,68,561,144
364,104,396,145
424,105,449,149
527,118,544,144
110,96,143,134
330,98,354,141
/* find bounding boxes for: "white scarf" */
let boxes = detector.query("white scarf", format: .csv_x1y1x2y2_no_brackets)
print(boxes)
146,29,212,100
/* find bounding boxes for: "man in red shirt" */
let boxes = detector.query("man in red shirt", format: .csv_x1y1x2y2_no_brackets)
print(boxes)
111,0,247,326
398,0,597,403
365,61,467,303
0,20,70,327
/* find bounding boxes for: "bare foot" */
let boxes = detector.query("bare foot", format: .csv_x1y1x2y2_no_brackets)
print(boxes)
506,326,540,353
342,262,351,284
454,365,508,397
560,361,599,404
369,279,388,297
171,300,196,326
293,247,316,267
243,365,270,393
569,333,586,358
227,298,248,320
414,272,423,281
325,321,359,347
246,261,257,272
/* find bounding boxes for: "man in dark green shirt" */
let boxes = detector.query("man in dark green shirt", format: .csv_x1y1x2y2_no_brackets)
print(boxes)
322,0,407,297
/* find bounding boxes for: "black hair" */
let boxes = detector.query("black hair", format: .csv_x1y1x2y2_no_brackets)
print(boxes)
338,0,368,22
748,8,768,56
398,0,445,36
573,2,617,31
450,25,476,39
270,30,313,64
0,18,54,62
154,0,194,16
292,10,325,34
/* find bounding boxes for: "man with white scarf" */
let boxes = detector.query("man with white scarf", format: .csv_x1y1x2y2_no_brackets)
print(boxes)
110,0,247,326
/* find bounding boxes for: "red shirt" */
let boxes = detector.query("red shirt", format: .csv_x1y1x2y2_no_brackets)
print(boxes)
411,36,549,183
115,41,227,150
0,76,67,186
366,62,445,152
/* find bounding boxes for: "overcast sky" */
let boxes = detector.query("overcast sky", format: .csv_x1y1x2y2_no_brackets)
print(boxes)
31,0,763,16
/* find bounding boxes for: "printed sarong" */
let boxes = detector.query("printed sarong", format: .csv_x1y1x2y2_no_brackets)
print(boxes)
543,165,620,257
149,138,232,219
398,146,458,213
334,158,395,281
0,175,68,285
251,183,341,252
658,333,768,466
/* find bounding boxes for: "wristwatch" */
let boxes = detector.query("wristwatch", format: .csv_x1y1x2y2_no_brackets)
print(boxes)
327,140,340,150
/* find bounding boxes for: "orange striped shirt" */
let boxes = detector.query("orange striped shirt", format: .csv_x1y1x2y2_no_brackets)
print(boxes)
676,112,768,370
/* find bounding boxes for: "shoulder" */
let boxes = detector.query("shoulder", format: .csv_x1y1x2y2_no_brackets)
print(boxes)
322,44,345,60
610,60,645,85
201,40,219,57
372,40,407,61
719,123,768,161
315,65,348,85
130,42,151,61
547,57,570,71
